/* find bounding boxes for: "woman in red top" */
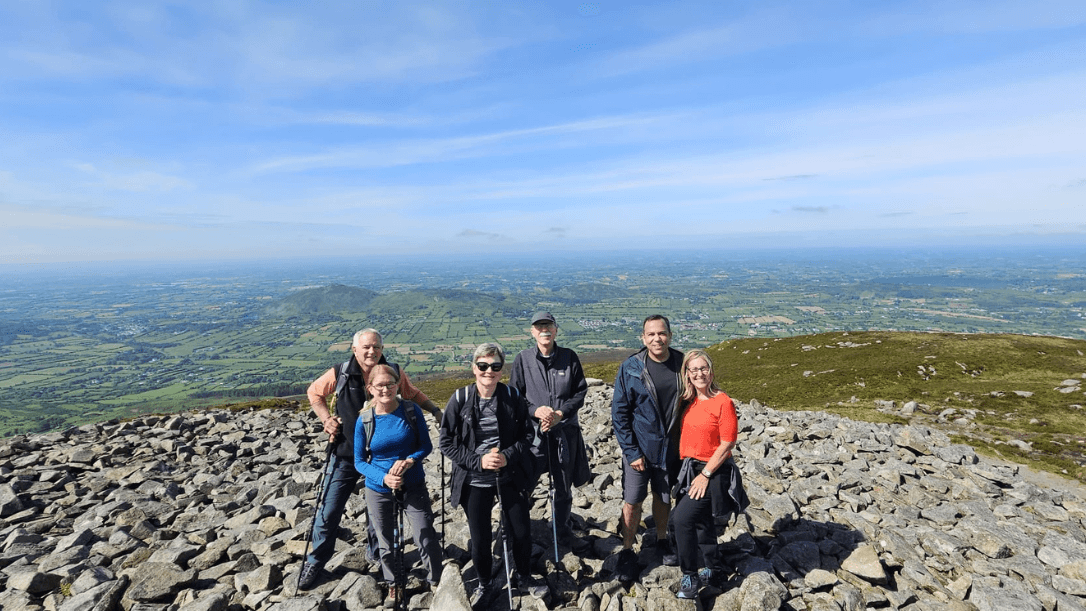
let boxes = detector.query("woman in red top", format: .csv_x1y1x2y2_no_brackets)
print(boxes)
671,349,738,599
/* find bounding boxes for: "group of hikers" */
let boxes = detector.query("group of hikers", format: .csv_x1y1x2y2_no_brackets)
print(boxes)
297,312,748,608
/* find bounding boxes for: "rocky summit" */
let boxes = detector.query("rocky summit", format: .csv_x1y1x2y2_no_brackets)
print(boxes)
2,379,1086,611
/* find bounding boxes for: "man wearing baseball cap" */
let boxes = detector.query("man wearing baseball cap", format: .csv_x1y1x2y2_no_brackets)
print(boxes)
509,311,592,553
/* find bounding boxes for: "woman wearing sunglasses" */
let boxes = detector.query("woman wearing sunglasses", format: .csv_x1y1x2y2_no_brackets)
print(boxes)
438,342,537,607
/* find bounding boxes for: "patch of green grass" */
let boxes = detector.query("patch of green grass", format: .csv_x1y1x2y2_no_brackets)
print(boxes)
822,405,909,425
416,376,475,408
584,362,619,384
703,331,1086,483
223,398,301,412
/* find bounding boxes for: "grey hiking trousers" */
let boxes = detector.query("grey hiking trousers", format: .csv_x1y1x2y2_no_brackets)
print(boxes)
364,480,443,584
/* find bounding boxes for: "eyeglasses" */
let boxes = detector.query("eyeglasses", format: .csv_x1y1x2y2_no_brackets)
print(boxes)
475,361,503,372
688,367,711,375
370,382,397,390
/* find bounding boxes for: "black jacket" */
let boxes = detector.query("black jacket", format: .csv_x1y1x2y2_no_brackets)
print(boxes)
509,344,588,425
509,344,592,486
438,383,535,508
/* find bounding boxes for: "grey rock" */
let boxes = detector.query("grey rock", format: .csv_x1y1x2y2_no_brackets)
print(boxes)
840,544,887,584
123,562,197,603
0,483,24,517
7,568,63,594
57,576,128,611
736,571,788,611
970,583,1043,611
431,563,473,611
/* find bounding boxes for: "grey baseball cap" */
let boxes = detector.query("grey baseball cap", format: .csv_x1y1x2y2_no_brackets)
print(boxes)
531,311,556,325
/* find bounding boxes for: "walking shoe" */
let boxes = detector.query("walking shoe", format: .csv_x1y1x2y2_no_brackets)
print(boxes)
676,572,699,599
656,539,679,567
297,562,321,590
614,548,639,582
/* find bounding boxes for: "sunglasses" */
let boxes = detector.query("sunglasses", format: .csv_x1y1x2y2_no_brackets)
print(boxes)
475,361,503,372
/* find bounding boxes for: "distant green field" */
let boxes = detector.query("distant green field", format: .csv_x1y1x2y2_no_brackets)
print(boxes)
3,252,1085,442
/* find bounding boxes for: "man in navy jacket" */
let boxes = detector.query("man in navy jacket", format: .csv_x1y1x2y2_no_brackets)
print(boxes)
611,315,684,580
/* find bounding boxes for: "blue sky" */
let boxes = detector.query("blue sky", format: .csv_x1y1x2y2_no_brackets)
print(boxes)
2,1,1085,265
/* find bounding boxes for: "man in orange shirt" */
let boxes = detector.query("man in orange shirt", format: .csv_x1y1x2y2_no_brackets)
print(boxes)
299,328,441,590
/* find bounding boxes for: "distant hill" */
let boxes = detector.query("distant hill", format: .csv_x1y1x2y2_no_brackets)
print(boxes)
369,288,523,315
264,284,378,317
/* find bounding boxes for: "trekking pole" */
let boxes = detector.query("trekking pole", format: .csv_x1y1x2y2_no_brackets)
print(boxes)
546,431,560,565
440,453,446,550
491,448,515,609
393,489,407,611
298,439,335,591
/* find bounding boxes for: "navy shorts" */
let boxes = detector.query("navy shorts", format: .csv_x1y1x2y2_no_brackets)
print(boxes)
622,456,672,505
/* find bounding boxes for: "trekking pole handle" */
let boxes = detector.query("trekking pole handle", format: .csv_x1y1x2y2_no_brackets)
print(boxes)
321,414,343,440
484,447,505,470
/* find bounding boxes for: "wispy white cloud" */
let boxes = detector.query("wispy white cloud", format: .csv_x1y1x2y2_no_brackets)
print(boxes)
246,113,672,174
74,163,193,193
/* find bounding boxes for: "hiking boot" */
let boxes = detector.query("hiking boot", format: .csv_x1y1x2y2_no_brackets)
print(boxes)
676,572,699,599
614,548,639,582
656,539,679,567
297,562,321,590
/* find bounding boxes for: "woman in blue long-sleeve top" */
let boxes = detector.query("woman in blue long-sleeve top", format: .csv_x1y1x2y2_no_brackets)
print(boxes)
354,364,442,605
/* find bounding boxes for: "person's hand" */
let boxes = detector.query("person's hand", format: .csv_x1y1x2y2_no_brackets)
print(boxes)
383,473,403,490
689,474,708,500
481,447,507,471
629,457,646,472
421,400,442,421
322,416,342,440
535,405,560,432
389,458,414,476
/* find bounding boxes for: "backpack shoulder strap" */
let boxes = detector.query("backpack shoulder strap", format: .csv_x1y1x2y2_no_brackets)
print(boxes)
403,400,421,450
359,405,376,462
334,360,352,397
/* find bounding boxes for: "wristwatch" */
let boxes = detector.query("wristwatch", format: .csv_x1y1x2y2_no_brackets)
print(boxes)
701,468,713,479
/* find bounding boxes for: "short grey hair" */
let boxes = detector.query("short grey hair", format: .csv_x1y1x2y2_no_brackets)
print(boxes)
472,342,505,365
352,328,383,348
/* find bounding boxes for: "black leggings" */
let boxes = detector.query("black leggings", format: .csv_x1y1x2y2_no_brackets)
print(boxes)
671,491,720,574
463,483,532,582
